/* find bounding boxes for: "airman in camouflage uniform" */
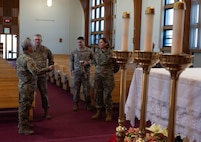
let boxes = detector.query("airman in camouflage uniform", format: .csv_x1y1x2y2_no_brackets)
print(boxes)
16,38,54,135
70,36,93,111
92,38,114,122
31,34,54,119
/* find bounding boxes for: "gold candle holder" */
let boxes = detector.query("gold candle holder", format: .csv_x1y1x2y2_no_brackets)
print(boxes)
112,50,133,142
134,50,161,142
159,54,193,142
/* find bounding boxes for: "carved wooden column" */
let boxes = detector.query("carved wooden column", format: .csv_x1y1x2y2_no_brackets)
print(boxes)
183,0,191,54
103,0,114,46
133,0,142,51
79,0,90,46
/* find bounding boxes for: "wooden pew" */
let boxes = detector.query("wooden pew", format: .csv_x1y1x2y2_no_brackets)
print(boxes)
0,58,35,121
51,55,136,106
60,65,70,91
54,64,65,87
0,82,19,108
111,63,136,103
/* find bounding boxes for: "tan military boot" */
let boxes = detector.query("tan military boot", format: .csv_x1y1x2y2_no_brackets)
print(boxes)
105,109,112,122
18,127,34,135
92,109,102,119
73,102,79,111
44,109,52,119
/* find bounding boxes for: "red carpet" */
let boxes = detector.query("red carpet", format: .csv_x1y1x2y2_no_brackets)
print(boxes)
0,81,132,142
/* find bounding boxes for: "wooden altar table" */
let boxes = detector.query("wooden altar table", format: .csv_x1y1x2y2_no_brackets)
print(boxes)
125,68,201,142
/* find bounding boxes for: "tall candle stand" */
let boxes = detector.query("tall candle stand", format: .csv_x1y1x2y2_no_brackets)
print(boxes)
112,50,133,142
159,54,193,142
133,50,161,142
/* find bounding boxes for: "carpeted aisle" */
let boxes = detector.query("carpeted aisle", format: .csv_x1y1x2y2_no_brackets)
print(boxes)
0,81,131,142
35,134,113,142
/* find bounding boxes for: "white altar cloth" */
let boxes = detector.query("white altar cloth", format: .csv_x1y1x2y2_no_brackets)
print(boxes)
125,68,201,142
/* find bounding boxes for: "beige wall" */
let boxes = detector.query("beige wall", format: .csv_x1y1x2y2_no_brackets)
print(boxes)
19,0,201,67
19,0,84,54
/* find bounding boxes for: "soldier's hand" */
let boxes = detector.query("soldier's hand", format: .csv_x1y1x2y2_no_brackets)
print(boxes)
83,61,89,66
49,65,54,71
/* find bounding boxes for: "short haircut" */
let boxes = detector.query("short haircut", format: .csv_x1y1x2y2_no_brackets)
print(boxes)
34,34,42,38
21,38,32,51
77,36,84,40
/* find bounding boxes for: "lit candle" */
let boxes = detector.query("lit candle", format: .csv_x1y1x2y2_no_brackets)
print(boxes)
171,1,186,55
144,7,155,52
121,12,130,51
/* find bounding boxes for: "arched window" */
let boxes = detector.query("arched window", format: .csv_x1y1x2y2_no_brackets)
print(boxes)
90,0,104,45
80,0,114,49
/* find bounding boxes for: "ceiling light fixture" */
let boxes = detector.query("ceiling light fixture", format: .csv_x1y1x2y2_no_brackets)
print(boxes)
47,0,52,7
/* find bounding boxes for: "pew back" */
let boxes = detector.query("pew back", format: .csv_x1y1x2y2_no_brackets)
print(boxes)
0,58,35,120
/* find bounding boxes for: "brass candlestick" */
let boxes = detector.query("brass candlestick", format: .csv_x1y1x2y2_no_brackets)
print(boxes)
159,54,193,142
134,50,161,142
113,50,133,142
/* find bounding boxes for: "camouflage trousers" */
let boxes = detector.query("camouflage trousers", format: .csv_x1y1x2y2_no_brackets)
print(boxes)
94,72,114,109
37,76,49,110
73,71,91,104
18,85,34,128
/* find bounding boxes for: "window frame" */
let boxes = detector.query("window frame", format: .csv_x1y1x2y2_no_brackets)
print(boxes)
161,1,175,52
162,0,192,54
189,0,201,51
90,0,104,46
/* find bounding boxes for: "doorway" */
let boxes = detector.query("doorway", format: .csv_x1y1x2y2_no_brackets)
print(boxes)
0,34,18,59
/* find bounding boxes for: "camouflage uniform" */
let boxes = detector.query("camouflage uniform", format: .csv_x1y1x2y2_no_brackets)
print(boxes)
93,47,114,111
70,47,93,108
16,52,51,132
31,45,54,112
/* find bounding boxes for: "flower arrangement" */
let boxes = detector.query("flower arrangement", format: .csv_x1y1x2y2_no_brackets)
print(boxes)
124,124,168,142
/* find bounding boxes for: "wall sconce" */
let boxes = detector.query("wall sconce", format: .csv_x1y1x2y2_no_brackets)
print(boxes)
47,0,52,7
